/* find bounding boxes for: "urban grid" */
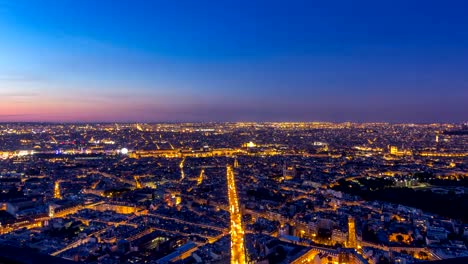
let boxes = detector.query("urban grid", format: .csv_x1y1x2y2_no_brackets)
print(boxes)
0,122,467,263
1,2,468,264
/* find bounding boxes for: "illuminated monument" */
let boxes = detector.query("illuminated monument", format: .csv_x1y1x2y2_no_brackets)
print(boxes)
226,165,246,264
347,216,357,249
54,181,61,199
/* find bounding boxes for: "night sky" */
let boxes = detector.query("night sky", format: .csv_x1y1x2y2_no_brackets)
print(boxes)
0,0,467,122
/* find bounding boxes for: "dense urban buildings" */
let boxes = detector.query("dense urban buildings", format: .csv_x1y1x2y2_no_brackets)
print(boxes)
2,1,468,263
0,122,467,263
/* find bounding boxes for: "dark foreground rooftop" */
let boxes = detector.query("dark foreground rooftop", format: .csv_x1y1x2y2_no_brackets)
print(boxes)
0,245,77,264
421,257,468,264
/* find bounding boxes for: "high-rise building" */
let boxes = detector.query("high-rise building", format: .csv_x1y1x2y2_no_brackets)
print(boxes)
347,216,357,249
390,146,398,155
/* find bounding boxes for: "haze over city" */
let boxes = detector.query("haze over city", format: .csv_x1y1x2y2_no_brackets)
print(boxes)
1,0,467,122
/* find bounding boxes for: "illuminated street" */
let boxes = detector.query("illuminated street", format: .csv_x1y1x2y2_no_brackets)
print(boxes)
226,165,246,264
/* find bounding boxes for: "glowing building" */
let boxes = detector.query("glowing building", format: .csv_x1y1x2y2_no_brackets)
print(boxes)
347,216,357,249
54,181,61,199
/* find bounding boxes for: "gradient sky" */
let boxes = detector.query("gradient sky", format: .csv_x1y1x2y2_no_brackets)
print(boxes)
0,0,467,122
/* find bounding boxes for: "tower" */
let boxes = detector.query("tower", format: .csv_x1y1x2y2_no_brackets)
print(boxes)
234,158,239,168
54,181,61,199
49,204,56,218
347,216,357,249
226,165,246,264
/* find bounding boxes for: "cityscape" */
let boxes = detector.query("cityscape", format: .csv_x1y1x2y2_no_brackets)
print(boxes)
1,1,468,263
0,122,466,263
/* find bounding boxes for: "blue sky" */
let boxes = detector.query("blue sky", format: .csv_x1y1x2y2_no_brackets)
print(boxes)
0,0,467,122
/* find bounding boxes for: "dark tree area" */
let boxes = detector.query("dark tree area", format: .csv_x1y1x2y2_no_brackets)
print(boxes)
332,178,468,222
414,172,468,187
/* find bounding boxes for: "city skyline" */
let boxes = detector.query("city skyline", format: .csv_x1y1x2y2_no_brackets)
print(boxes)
1,3,467,261
0,122,467,263
1,1,468,122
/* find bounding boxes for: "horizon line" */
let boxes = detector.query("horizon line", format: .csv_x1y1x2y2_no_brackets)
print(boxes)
0,121,466,125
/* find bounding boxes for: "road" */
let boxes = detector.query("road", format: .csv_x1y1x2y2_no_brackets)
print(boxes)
226,165,246,264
